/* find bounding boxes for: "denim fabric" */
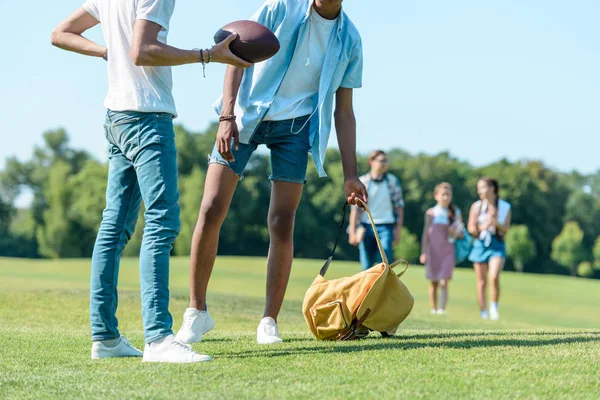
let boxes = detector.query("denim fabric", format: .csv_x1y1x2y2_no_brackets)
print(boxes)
209,115,311,184
90,110,180,343
358,223,395,270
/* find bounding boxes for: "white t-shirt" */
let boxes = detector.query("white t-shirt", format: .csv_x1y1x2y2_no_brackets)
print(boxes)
82,0,177,116
362,180,396,225
264,7,336,121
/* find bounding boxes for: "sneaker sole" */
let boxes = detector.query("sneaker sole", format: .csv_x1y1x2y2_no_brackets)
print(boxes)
142,357,212,363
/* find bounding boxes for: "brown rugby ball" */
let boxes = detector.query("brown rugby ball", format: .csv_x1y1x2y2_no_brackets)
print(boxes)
214,20,280,63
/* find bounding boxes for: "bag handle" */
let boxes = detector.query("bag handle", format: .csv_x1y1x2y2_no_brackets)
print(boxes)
319,199,389,277
355,198,388,266
390,258,409,277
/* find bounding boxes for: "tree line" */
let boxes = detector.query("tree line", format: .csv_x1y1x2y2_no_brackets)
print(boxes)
1,124,599,279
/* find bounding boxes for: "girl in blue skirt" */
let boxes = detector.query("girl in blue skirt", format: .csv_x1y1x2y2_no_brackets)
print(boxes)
467,177,511,320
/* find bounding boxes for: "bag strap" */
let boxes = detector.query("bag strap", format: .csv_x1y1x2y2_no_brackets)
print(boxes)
319,203,348,277
319,199,388,277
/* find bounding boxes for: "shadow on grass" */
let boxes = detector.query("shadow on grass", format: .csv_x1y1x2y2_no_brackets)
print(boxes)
213,331,600,359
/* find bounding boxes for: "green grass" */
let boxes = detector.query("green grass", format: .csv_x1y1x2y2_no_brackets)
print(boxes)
0,256,599,399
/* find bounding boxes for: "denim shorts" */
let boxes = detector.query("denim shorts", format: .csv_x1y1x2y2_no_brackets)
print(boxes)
468,236,506,264
209,115,312,184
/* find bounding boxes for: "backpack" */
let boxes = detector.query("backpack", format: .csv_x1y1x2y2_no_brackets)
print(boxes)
302,199,414,340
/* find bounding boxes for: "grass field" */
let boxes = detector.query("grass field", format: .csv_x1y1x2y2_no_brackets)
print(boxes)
1,256,599,399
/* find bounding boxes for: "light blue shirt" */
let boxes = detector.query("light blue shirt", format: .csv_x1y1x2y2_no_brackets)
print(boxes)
213,0,363,177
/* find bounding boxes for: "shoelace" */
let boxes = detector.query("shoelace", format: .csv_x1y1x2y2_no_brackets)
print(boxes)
170,338,195,353
183,315,195,330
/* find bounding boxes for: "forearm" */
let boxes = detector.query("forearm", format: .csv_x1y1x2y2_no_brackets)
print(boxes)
51,32,105,58
349,207,357,230
395,208,404,230
421,229,429,255
496,223,508,235
221,66,244,115
131,41,201,66
334,111,359,179
421,218,429,254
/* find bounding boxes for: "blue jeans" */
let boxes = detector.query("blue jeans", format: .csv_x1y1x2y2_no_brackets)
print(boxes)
209,115,311,184
359,223,395,270
90,110,180,343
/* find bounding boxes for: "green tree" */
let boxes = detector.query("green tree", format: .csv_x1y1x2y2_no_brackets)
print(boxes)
551,222,585,276
69,160,108,231
175,166,205,256
592,236,600,270
564,190,600,251
36,161,78,258
577,261,594,278
394,227,420,264
505,225,536,272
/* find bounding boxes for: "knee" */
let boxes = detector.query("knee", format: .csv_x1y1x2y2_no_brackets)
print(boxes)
144,204,180,242
198,196,229,228
268,210,296,241
476,279,487,290
440,280,448,289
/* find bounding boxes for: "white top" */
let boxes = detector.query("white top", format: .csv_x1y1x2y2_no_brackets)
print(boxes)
362,180,396,225
263,7,336,121
431,205,462,225
82,0,177,116
477,199,511,228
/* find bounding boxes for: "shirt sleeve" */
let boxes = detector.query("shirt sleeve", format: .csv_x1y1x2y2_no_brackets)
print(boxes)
393,177,405,208
249,0,284,31
136,0,175,31
82,0,100,22
340,38,363,89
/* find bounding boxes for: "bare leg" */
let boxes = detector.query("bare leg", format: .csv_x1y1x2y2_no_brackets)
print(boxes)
263,181,304,321
488,257,505,303
429,281,439,311
439,280,449,310
473,262,488,311
188,164,239,311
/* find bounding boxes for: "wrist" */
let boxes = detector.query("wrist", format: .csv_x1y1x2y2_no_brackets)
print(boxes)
219,115,236,123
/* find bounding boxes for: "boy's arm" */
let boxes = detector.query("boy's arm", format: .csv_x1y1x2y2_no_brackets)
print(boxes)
216,66,244,161
51,5,252,68
50,7,105,58
130,21,251,68
335,88,368,206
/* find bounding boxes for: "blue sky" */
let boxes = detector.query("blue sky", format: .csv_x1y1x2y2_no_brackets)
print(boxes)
1,0,599,183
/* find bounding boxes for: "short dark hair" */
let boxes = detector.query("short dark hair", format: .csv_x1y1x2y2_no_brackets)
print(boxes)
368,150,386,163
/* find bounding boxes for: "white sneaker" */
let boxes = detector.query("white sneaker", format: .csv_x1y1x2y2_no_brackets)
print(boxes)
385,326,398,336
142,334,211,363
257,317,283,344
436,309,446,315
490,309,500,321
430,309,437,315
175,308,215,344
481,310,489,320
91,336,143,359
